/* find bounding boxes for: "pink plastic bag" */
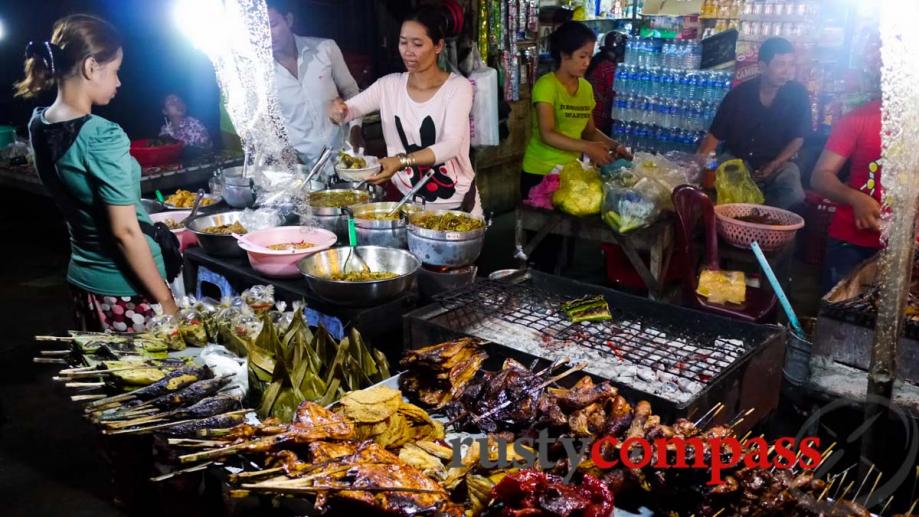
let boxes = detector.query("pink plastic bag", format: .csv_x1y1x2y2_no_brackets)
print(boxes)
523,173,561,210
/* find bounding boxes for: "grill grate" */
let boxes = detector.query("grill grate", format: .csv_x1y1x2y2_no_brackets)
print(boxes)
822,290,919,340
433,279,748,385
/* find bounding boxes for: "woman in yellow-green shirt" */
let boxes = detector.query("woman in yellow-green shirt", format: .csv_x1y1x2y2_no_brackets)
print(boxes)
522,21,629,197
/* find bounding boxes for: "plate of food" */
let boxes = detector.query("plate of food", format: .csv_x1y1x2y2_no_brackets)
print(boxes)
335,150,381,181
163,189,221,210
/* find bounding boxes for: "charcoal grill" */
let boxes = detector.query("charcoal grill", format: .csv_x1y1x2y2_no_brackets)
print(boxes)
817,256,919,384
404,271,786,434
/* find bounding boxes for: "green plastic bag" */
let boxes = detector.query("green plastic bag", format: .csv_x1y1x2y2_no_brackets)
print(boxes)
552,161,603,216
714,159,764,205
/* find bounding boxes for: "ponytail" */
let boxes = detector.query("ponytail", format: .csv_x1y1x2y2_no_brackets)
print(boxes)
14,14,122,99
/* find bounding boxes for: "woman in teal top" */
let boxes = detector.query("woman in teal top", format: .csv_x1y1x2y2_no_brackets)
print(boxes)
16,15,178,330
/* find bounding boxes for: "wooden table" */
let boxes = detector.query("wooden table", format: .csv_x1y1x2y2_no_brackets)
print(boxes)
514,204,674,300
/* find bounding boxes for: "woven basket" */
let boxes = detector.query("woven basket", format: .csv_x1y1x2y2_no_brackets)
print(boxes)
714,203,804,252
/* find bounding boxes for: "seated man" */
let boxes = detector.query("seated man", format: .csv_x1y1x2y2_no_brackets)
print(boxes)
698,37,810,211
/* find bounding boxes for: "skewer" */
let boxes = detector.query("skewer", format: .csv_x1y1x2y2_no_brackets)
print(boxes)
838,481,855,500
39,350,71,357
863,469,882,505
852,464,874,502
728,408,754,427
72,394,108,402
149,461,214,482
167,438,227,447
59,366,96,374
904,498,918,517
34,335,75,342
60,366,143,378
84,391,138,409
240,483,445,495
33,357,68,365
65,382,105,388
710,509,725,517
230,467,284,483
878,495,893,515
693,402,724,428
817,478,835,501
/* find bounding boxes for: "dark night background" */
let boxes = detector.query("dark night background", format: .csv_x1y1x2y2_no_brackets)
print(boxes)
0,0,403,141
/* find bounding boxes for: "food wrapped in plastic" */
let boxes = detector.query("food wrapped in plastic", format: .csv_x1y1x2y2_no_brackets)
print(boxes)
552,160,603,216
696,269,747,305
178,308,208,346
241,285,276,314
522,171,561,210
663,150,703,185
148,314,185,351
714,159,764,205
601,178,663,234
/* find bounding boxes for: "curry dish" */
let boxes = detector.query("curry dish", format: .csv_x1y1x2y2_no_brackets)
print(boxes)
310,191,369,208
329,271,398,282
411,212,484,232
202,221,247,235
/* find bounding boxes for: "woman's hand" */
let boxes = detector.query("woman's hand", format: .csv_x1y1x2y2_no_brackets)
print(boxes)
614,143,632,160
159,297,180,317
369,156,404,184
328,98,349,125
583,141,613,166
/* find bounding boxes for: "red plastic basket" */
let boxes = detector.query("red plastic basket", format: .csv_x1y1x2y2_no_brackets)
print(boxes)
130,139,184,168
714,203,805,252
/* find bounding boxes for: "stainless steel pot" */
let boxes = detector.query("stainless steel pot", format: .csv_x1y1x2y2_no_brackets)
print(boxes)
222,175,256,208
329,181,385,202
186,211,247,258
297,246,419,306
141,198,165,214
351,202,421,249
306,189,372,241
406,210,486,267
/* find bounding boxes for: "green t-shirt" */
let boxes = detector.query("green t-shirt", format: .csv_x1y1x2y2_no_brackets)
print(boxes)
30,110,165,296
522,73,596,175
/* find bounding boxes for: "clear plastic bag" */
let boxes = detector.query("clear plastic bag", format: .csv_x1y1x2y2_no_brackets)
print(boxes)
715,159,764,205
552,160,603,216
601,179,662,233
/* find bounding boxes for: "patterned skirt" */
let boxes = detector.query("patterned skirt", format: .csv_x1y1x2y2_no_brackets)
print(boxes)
71,286,158,333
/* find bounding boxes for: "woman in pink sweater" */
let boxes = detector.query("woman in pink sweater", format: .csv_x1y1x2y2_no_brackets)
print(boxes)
329,7,480,214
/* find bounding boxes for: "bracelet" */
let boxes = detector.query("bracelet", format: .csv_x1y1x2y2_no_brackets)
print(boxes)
397,153,417,168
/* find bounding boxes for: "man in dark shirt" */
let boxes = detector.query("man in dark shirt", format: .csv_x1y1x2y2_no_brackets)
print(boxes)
698,37,810,210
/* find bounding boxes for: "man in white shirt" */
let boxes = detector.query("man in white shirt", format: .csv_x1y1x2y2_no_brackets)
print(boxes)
267,0,363,165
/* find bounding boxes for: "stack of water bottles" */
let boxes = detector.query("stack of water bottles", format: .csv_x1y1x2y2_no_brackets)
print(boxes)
612,38,733,154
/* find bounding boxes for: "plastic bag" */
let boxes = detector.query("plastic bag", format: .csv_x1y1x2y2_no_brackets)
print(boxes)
241,285,276,313
552,160,603,216
715,159,764,205
696,269,747,305
602,178,662,233
148,314,185,351
200,344,248,398
523,172,561,210
467,44,499,147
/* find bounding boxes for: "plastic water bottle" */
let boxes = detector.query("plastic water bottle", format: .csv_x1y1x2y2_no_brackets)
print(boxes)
698,72,711,103
625,40,635,66
640,68,652,97
686,73,699,101
692,42,703,70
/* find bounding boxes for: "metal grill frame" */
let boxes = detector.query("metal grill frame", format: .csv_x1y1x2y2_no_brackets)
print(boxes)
433,278,747,384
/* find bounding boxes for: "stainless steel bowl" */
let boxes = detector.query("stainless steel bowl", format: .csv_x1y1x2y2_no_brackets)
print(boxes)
351,202,421,249
308,189,372,217
186,211,247,258
297,246,420,306
407,209,486,267
141,198,165,214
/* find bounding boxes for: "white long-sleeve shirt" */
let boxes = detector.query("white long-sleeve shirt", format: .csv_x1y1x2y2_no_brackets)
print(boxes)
274,36,361,164
345,72,480,213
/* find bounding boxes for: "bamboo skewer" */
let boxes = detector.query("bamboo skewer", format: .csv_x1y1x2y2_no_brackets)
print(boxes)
149,461,214,482
878,495,893,515
230,467,284,483
470,362,587,424
863,469,882,505
167,438,227,447
693,402,724,429
65,382,105,389
240,484,445,495
33,357,68,365
72,394,108,402
39,350,71,357
852,464,874,502
34,335,75,342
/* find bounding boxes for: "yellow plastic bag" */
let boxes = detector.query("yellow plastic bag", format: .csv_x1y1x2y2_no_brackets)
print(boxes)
696,269,747,305
552,161,603,216
714,159,764,205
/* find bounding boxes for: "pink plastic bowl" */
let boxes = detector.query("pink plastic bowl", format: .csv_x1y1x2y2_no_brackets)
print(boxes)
237,226,338,278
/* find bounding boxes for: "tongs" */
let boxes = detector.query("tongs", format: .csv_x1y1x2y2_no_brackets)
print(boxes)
386,168,437,217
303,146,333,186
